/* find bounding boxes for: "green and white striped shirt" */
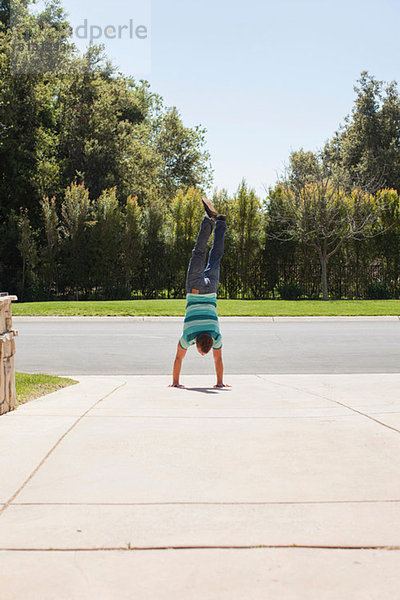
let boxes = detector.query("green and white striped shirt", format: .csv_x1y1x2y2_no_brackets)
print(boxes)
179,293,223,350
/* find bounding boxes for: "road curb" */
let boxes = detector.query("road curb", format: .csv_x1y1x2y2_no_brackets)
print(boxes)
13,315,400,322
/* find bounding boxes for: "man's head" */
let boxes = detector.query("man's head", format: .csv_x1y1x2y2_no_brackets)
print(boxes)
196,333,213,356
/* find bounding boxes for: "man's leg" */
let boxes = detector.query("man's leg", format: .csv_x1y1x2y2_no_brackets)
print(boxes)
185,216,215,294
204,220,227,292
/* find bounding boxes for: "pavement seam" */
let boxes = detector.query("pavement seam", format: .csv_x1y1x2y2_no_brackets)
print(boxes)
255,375,400,436
0,381,127,519
21,372,400,376
9,499,400,505
8,412,400,419
6,415,355,419
1,545,400,551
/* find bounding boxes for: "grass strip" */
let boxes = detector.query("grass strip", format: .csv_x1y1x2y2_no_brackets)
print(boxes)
15,372,78,406
12,299,400,317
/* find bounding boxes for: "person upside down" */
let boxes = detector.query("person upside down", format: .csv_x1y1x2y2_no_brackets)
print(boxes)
170,197,230,389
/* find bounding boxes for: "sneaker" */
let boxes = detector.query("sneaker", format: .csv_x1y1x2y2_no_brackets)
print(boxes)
202,197,226,221
202,197,218,220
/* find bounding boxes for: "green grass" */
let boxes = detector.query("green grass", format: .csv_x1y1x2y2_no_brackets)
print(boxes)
15,372,78,406
12,299,400,317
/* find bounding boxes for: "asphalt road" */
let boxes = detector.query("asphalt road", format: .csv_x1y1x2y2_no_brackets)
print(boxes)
13,318,400,375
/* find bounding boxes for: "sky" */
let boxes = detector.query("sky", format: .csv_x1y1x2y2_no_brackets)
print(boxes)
41,0,400,197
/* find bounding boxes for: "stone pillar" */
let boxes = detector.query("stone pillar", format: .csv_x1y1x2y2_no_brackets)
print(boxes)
0,295,18,416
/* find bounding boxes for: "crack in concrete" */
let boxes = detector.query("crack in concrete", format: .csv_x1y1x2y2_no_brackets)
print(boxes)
255,375,400,435
0,381,127,519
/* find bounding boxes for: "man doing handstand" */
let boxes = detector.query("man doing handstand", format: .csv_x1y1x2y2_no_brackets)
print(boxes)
170,197,229,389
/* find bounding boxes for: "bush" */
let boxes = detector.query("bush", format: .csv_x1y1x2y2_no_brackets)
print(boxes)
365,282,391,300
277,282,303,300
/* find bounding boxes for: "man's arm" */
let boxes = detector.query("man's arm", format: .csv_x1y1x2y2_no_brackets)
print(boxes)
170,343,187,388
213,348,229,388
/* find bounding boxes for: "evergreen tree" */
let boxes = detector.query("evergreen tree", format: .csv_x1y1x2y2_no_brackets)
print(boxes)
122,195,143,294
170,187,204,295
40,196,60,296
60,182,94,299
17,207,38,299
140,192,170,298
325,72,400,191
232,180,262,299
91,187,123,298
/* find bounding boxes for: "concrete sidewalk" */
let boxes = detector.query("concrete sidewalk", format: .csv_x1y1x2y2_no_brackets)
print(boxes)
1,374,400,598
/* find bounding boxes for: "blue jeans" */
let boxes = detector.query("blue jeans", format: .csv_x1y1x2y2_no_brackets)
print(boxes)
185,216,227,295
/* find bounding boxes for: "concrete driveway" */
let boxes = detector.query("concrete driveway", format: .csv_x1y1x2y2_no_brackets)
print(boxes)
1,373,400,598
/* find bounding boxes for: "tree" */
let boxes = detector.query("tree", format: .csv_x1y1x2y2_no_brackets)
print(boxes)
372,188,400,295
212,189,237,298
40,195,60,295
0,0,73,221
263,187,298,298
0,0,214,294
325,72,400,192
91,187,123,297
156,107,213,198
284,149,321,192
0,0,73,294
140,191,170,298
267,175,387,300
60,182,94,299
17,207,38,299
122,195,143,293
231,180,262,299
169,187,204,295
55,52,161,202
0,0,11,28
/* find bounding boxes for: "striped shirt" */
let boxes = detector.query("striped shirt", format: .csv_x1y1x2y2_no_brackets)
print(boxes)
179,293,222,350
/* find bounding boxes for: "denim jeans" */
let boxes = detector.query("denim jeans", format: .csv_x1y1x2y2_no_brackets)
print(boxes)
185,216,227,295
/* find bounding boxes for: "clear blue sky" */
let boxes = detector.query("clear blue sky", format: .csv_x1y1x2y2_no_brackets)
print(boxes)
57,0,400,196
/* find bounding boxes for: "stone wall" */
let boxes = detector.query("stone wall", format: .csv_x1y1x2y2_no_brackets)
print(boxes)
0,296,18,416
